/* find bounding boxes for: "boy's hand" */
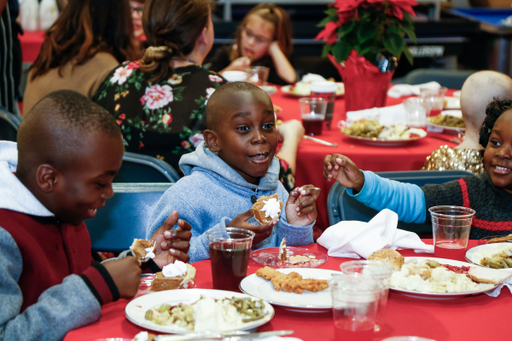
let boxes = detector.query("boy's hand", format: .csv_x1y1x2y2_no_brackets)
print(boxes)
323,154,365,192
227,210,276,245
103,257,141,299
226,56,251,71
150,211,191,267
285,185,321,226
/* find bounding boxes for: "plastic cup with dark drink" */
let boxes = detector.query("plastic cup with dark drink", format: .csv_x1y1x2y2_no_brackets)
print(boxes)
299,97,327,136
310,81,337,129
206,227,255,291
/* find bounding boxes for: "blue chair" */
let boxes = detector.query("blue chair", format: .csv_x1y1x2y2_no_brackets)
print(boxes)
0,105,22,141
86,182,172,252
115,152,181,183
326,170,476,237
404,69,476,90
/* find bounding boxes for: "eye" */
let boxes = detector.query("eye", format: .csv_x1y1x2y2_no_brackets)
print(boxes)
490,139,501,147
263,122,274,130
96,183,107,189
236,125,250,132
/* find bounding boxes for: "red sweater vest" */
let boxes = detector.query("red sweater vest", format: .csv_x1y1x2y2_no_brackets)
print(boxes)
0,209,91,312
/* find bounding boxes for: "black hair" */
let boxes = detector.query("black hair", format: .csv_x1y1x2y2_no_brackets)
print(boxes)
479,98,512,148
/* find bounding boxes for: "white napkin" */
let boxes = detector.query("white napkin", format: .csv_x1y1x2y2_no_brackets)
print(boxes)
300,73,326,83
387,81,441,98
486,275,512,297
317,209,434,259
345,104,407,126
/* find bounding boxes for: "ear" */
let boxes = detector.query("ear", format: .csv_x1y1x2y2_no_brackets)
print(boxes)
203,129,221,153
197,26,208,47
36,164,58,193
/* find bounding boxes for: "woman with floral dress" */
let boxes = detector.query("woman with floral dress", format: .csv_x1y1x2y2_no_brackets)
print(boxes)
93,0,225,174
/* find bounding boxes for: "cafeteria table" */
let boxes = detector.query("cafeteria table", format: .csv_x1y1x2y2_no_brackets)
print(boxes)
63,240,512,341
270,88,458,230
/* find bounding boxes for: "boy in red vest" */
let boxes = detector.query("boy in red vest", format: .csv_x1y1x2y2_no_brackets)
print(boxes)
0,90,191,340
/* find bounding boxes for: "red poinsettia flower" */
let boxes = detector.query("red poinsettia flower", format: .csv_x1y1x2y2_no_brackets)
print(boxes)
333,0,365,12
315,21,338,45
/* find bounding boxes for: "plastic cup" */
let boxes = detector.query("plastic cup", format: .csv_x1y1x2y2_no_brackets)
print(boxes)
429,205,475,259
246,66,269,86
330,273,381,341
206,227,255,291
310,81,337,129
420,86,447,117
340,260,395,332
299,97,327,136
222,71,248,82
403,97,429,129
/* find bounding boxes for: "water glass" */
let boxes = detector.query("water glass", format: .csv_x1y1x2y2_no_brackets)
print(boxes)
299,97,327,136
403,97,429,128
206,228,255,291
330,273,381,341
420,86,447,117
429,205,475,260
246,66,269,86
310,81,337,129
340,260,395,332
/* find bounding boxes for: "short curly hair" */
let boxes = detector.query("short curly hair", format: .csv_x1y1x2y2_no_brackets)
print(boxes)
479,98,512,148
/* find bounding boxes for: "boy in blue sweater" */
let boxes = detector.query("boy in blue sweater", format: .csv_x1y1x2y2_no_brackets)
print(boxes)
147,82,320,262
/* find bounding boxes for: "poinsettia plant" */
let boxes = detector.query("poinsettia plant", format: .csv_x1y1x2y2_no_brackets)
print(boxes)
316,0,418,69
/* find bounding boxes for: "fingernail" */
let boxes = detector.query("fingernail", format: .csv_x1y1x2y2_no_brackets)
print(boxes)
178,219,183,225
169,249,177,254
296,207,300,212
164,231,171,237
161,242,167,248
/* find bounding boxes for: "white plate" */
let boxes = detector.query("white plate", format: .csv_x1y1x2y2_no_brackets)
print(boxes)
281,83,345,97
341,130,426,146
428,110,465,132
390,257,497,300
125,289,275,334
444,96,460,109
465,243,512,270
452,90,461,97
240,268,340,312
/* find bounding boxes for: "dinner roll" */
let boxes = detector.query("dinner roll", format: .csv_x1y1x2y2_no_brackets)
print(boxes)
368,249,404,271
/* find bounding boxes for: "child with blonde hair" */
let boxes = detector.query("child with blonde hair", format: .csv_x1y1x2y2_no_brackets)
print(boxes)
209,3,296,84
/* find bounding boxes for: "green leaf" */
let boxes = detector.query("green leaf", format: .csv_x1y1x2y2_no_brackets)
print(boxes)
324,7,337,16
357,22,377,44
401,25,417,44
382,32,405,57
318,16,334,28
338,20,356,39
403,47,414,65
332,42,353,64
321,44,332,58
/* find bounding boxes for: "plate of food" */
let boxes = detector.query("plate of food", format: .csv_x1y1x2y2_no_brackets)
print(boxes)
281,82,345,97
389,256,507,300
341,119,427,146
428,111,465,132
125,288,274,334
465,242,512,270
240,267,339,312
251,239,328,268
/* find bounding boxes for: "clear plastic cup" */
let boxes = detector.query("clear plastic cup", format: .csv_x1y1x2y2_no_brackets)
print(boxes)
299,97,327,136
206,227,255,291
340,260,395,332
429,205,475,259
310,81,337,129
330,273,381,341
403,97,429,129
246,66,270,86
420,86,447,117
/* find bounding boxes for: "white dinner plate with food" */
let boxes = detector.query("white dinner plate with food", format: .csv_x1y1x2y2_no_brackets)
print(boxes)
341,130,426,146
240,268,340,312
465,243,512,270
281,83,345,97
390,257,497,300
428,110,465,132
250,247,328,269
125,288,274,334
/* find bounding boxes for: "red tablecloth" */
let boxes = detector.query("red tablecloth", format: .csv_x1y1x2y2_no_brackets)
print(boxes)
64,241,512,341
271,89,458,230
19,31,45,63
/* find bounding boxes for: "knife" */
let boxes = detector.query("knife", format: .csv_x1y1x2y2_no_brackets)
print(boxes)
155,330,294,341
303,135,338,147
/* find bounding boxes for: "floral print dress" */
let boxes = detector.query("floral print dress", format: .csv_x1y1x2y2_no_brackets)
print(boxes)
93,60,295,191
93,61,225,174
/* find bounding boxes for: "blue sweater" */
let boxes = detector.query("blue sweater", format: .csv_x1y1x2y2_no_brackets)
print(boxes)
146,142,314,263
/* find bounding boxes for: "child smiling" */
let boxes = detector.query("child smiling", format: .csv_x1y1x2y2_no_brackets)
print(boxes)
324,98,512,239
147,82,319,262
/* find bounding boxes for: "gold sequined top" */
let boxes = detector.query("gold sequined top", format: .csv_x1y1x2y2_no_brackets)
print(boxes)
422,145,484,175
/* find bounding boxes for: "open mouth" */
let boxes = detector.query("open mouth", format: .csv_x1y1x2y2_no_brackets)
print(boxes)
249,151,270,163
494,165,511,174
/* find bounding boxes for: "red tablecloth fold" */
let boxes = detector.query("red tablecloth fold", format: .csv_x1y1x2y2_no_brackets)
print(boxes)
64,241,512,341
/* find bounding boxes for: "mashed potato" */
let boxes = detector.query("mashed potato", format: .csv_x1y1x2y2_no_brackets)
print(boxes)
391,261,479,293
